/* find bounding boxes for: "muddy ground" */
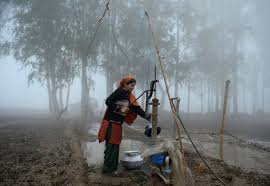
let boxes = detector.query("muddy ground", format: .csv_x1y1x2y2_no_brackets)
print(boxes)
0,115,270,186
0,116,88,186
122,125,270,186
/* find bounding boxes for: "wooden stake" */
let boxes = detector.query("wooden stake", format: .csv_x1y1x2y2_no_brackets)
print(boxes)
219,80,230,160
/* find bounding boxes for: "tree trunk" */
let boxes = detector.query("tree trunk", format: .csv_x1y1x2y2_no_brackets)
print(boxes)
262,73,265,113
49,63,59,114
46,74,53,112
158,84,165,110
210,84,214,112
215,80,219,112
262,85,265,113
187,73,191,113
232,38,238,114
252,64,258,114
232,71,238,114
207,81,210,113
51,83,59,113
200,82,203,113
66,82,71,109
174,71,178,97
81,61,89,121
174,79,178,98
243,85,246,113
59,87,63,111
175,3,180,98
106,70,114,97
57,82,71,120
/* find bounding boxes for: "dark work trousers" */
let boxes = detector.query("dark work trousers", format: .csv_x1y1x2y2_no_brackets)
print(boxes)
102,123,120,173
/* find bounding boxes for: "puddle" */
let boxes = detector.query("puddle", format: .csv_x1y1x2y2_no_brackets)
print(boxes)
81,123,147,166
183,134,270,174
87,124,100,135
81,139,146,166
81,140,105,166
82,123,270,174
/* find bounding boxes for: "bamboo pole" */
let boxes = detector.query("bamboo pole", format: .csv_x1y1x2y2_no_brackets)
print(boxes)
219,80,230,160
145,11,182,141
170,98,180,139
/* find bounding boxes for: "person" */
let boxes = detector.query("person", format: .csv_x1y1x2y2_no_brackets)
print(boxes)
98,75,151,174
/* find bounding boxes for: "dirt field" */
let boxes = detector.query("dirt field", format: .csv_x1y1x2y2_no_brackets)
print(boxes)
0,116,88,186
0,115,166,186
0,114,269,186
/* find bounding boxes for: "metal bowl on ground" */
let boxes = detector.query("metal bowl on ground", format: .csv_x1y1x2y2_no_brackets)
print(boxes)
120,151,144,170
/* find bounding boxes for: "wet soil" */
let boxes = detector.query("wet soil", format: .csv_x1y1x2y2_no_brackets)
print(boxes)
0,115,269,186
122,124,270,186
0,116,88,186
0,116,166,186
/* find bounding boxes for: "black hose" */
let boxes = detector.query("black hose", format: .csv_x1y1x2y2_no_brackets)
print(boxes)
172,104,226,186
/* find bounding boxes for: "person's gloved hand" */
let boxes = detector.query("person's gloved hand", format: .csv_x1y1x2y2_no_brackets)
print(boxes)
145,113,151,121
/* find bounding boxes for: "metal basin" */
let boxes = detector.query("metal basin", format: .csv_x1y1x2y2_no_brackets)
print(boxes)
120,151,144,170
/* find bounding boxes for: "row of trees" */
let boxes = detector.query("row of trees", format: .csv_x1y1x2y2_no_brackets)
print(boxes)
0,0,269,117
154,0,269,114
1,0,105,120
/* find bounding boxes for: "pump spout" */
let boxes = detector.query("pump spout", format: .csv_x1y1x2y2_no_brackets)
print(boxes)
148,80,159,100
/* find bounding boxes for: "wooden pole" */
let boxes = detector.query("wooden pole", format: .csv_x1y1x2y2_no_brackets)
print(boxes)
145,11,182,140
219,80,230,161
187,73,191,113
170,98,180,139
151,98,159,145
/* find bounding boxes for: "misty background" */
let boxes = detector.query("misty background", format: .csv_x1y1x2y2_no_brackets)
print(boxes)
0,0,270,118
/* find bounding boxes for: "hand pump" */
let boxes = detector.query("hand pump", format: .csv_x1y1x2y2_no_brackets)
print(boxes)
149,66,159,145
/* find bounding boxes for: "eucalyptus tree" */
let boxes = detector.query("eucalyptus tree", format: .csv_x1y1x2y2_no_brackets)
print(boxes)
68,0,107,120
218,0,249,114
0,0,13,57
251,0,270,113
189,0,250,113
12,0,73,113
100,0,170,97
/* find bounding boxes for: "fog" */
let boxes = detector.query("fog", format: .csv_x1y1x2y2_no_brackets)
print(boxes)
0,0,270,116
1,1,270,184
0,56,106,110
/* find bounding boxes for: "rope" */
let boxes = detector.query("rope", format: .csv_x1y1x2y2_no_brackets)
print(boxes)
109,12,148,65
147,25,151,87
110,11,131,64
86,0,110,58
144,11,226,186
